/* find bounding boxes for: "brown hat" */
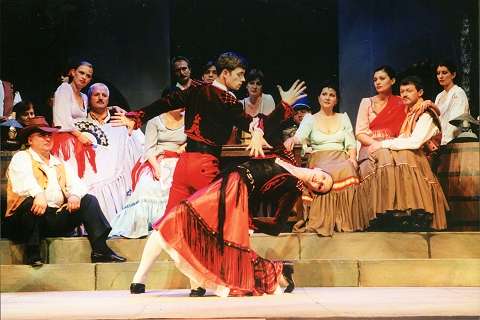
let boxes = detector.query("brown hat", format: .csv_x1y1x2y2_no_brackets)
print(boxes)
18,116,60,143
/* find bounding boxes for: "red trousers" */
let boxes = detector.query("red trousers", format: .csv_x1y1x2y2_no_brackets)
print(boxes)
164,152,220,214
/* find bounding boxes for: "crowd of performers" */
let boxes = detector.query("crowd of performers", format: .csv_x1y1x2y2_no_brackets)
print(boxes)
2,51,472,297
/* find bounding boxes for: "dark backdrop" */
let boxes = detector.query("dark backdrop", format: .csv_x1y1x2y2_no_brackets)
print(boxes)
1,0,478,122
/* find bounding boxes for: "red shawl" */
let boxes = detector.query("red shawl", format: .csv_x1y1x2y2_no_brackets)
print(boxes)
369,95,407,140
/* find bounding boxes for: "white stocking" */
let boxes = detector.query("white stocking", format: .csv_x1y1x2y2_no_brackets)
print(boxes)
132,230,164,284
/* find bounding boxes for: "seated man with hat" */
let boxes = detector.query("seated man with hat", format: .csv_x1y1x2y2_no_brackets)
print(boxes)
282,96,312,141
4,116,126,266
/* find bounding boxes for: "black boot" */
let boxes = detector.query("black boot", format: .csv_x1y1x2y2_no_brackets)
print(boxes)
130,283,145,294
189,287,206,297
25,245,43,267
282,261,295,293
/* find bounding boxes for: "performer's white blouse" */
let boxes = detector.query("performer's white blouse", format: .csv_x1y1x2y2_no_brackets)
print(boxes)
434,85,469,145
53,82,87,131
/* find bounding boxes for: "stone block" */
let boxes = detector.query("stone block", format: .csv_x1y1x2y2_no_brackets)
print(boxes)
0,239,48,265
47,237,171,263
359,259,480,286
250,233,300,260
47,237,91,263
0,263,95,292
107,238,171,262
96,261,189,290
429,232,480,258
300,233,429,259
294,259,358,287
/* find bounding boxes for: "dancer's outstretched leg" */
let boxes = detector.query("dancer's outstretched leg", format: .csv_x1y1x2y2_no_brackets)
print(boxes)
130,230,164,294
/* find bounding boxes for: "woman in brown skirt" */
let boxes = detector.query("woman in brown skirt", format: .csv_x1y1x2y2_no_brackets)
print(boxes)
284,84,361,236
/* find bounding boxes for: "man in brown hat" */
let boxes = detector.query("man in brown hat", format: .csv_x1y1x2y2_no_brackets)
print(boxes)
4,116,126,266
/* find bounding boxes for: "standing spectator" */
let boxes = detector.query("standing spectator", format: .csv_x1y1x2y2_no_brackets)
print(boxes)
162,56,193,97
201,61,218,84
241,69,275,117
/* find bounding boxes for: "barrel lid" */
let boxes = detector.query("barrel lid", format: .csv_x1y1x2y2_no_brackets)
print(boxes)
449,113,480,127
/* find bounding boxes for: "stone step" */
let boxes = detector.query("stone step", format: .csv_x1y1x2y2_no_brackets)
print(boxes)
2,258,479,292
1,232,479,265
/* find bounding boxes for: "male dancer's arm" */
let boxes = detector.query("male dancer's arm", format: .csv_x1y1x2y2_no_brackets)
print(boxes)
111,80,200,130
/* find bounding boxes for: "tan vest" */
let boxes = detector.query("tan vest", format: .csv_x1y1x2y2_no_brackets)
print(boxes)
5,152,67,217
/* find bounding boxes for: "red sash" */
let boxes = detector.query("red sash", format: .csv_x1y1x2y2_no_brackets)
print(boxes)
369,95,407,140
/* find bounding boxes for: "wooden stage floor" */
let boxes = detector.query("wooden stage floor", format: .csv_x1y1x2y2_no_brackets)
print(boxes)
2,287,479,319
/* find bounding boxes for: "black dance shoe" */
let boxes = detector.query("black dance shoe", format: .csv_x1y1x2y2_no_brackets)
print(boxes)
189,287,206,297
282,261,295,293
130,283,146,294
91,251,126,263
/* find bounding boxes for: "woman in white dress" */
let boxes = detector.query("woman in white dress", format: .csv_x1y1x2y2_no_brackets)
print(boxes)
109,108,186,238
434,60,470,145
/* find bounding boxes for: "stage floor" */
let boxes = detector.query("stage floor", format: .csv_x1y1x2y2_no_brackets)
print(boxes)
1,287,479,320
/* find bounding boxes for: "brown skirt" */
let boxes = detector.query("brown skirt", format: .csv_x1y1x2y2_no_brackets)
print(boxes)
293,150,361,236
357,148,448,230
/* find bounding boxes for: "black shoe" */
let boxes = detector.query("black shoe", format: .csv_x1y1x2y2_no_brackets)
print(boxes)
282,261,295,293
189,287,206,297
91,251,126,263
130,283,145,294
25,246,43,267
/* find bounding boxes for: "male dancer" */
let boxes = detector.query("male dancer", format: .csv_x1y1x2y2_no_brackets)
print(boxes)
113,51,306,296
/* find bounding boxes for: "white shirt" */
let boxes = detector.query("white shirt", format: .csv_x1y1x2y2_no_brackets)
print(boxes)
434,85,469,145
212,79,236,98
381,113,440,150
7,149,87,208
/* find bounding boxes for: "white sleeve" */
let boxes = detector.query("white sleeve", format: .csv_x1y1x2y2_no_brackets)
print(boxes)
53,83,76,131
63,160,87,199
262,94,276,115
7,152,44,198
13,91,22,104
382,114,439,150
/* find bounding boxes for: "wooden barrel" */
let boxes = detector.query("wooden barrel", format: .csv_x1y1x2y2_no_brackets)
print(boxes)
436,142,480,231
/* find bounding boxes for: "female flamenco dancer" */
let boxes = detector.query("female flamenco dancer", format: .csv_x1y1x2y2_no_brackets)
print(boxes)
129,151,333,297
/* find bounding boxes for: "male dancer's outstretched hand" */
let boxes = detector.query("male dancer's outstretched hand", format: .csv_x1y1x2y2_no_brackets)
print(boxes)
246,129,273,157
277,80,307,106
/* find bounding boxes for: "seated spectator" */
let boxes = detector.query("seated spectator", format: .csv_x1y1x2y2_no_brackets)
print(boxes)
109,108,186,238
365,76,448,231
51,61,95,178
78,83,144,221
434,60,470,145
13,100,35,126
285,84,360,236
4,116,126,266
201,60,217,84
282,96,312,141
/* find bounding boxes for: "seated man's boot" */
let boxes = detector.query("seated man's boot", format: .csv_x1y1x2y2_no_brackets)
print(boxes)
25,245,43,267
189,287,206,297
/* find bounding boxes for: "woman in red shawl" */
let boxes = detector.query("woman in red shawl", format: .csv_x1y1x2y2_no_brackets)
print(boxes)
354,65,407,229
